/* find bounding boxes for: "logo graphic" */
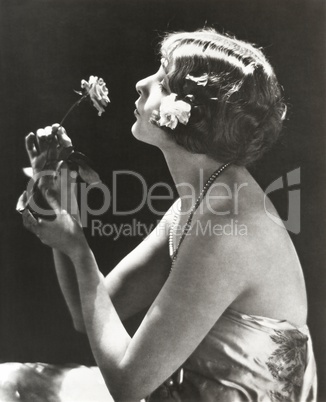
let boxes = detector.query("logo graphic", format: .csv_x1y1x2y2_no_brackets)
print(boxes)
264,168,301,234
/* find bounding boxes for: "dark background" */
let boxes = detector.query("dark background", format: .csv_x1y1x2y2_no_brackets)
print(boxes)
0,0,325,399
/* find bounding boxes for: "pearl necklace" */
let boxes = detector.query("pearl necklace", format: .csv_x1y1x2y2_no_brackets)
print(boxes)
169,162,231,273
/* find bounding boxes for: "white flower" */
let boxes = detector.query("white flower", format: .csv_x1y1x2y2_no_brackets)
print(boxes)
81,75,110,116
158,93,191,130
185,73,209,86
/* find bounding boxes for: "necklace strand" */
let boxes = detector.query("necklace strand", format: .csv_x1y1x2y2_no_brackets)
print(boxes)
169,162,231,273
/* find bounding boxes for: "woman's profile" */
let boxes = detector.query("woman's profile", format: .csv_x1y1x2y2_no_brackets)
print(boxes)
3,28,317,401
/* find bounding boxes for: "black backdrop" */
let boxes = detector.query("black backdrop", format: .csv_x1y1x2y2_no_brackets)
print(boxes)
0,0,325,399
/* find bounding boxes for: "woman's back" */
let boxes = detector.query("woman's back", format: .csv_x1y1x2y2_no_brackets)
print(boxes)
223,167,307,327
170,165,307,327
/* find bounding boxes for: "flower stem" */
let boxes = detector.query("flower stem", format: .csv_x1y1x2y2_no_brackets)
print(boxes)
59,93,89,127
45,93,89,164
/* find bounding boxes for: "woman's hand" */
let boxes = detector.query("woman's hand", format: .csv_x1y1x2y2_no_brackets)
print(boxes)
22,189,88,258
24,124,81,223
25,124,72,175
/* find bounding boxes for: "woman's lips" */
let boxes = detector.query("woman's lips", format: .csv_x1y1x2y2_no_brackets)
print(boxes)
134,108,140,116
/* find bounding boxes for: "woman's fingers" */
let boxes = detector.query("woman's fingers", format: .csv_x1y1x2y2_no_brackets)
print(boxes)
37,125,62,161
22,199,83,252
25,124,72,170
22,208,58,246
16,191,28,213
25,133,38,162
22,209,39,236
36,128,51,153
52,124,73,148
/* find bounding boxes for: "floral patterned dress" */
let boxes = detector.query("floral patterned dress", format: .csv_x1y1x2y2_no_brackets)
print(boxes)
147,308,317,401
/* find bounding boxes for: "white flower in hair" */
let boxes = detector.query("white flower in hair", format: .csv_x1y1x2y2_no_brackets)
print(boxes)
185,73,209,86
158,94,191,130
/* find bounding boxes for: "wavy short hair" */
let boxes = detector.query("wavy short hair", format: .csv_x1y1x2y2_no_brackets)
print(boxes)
151,29,286,166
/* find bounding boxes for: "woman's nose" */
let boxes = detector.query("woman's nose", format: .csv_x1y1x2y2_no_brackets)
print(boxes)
135,80,144,96
135,76,150,96
135,81,142,95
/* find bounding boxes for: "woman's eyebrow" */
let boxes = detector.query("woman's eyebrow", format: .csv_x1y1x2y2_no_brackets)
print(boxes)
157,67,170,86
158,64,167,76
160,57,169,74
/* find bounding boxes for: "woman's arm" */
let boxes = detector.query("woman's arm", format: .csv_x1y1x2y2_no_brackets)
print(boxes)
24,128,88,331
103,211,173,322
52,250,86,331
35,202,249,401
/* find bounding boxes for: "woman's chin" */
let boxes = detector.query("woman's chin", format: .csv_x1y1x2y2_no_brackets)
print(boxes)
131,122,172,152
131,124,154,143
131,122,144,141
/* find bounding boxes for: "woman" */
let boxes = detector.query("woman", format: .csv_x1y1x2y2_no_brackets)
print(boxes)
20,29,316,401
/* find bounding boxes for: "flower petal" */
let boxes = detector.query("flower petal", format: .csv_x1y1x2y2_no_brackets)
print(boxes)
81,76,110,116
158,93,191,129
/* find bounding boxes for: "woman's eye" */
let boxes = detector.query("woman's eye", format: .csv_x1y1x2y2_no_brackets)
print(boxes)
158,80,168,93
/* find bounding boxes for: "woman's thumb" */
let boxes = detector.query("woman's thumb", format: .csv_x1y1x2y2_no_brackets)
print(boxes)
55,125,73,148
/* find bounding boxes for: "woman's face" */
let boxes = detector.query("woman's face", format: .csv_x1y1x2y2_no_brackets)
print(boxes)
132,66,172,147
